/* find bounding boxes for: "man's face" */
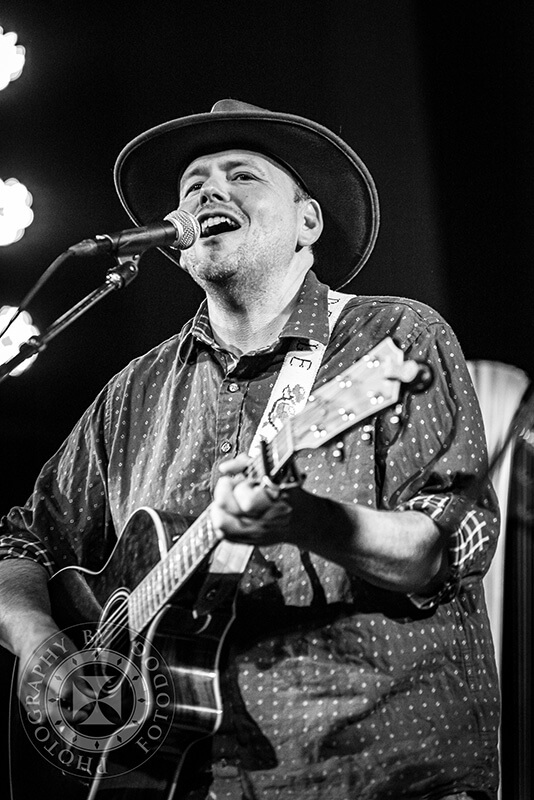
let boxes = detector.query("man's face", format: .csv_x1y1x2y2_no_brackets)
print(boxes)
177,149,307,290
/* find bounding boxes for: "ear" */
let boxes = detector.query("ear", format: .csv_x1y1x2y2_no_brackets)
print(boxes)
297,199,323,247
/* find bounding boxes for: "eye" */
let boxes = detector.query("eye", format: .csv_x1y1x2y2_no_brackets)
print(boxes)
183,181,203,196
232,172,256,182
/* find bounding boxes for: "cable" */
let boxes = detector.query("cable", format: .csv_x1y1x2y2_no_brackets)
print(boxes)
0,249,74,339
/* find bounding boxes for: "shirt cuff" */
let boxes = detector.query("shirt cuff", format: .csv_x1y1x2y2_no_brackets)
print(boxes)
395,493,490,609
0,536,55,576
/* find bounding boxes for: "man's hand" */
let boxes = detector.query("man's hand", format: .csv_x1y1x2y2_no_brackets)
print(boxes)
0,560,93,723
17,621,93,725
210,453,448,595
211,454,294,546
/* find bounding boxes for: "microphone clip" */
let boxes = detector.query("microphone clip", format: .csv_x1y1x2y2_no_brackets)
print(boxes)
105,254,140,290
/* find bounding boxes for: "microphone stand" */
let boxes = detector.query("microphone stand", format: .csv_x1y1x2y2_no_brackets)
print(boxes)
0,255,140,384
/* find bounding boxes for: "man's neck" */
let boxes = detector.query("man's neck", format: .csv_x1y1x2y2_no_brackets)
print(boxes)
206,272,308,356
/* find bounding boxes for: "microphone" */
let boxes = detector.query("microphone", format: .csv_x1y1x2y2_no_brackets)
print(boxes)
68,209,200,257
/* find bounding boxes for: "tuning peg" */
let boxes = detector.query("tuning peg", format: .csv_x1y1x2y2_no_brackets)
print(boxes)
406,363,434,393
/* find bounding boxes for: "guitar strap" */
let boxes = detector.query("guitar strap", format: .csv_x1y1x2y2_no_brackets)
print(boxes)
209,288,354,576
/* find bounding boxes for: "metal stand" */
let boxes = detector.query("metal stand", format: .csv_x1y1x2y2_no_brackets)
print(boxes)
0,256,140,383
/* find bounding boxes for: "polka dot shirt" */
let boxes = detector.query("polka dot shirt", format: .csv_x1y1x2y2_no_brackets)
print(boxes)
0,272,500,799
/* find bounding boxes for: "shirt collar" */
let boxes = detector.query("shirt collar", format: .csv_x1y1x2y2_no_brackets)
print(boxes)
177,270,331,363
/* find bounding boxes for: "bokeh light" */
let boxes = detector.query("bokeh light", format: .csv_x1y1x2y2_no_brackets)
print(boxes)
0,177,34,245
0,26,25,90
0,305,40,376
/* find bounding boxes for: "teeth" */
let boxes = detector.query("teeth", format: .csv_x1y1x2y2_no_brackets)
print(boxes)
200,215,239,235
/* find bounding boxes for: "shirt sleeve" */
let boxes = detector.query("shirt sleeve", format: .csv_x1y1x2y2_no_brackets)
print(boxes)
396,493,494,608
0,533,55,575
375,316,500,608
0,382,117,576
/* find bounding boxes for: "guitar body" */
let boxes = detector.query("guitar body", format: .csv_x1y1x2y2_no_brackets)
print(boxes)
11,508,240,800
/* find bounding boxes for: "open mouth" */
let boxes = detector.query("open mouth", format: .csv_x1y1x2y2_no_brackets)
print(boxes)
199,215,241,239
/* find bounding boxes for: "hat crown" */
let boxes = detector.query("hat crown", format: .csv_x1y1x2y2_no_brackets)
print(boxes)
210,98,266,114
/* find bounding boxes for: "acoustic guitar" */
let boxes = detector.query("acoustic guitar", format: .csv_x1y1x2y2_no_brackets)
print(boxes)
10,337,429,799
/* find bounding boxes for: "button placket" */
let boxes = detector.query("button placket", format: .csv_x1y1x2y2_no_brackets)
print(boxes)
214,377,244,462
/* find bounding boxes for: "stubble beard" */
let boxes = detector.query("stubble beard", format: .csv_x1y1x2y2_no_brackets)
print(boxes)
182,236,296,301
184,246,243,289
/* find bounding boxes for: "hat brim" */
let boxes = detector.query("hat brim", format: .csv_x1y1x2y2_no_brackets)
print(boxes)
114,108,380,289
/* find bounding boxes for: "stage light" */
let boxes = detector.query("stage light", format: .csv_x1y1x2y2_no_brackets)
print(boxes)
0,178,34,245
0,306,40,376
0,27,25,90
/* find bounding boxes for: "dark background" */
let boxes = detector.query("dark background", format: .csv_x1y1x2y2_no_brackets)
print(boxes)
1,2,533,796
1,1,533,509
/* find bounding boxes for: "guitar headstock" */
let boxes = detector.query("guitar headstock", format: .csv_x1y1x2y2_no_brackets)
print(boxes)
291,337,426,452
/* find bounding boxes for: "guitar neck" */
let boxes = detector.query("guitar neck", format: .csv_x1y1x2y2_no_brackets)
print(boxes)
127,506,217,633
127,426,293,634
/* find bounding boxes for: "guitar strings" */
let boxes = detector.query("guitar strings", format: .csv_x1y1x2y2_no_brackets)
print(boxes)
79,451,267,655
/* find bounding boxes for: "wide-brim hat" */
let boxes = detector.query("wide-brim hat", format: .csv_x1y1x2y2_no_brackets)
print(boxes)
114,99,380,289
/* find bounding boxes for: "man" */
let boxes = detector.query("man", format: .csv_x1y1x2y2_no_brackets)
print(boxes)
0,100,500,799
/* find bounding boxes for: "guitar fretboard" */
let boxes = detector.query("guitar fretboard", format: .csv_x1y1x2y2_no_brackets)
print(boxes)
126,425,294,634
127,507,218,633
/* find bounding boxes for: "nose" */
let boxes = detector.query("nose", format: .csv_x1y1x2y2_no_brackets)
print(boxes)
199,174,230,205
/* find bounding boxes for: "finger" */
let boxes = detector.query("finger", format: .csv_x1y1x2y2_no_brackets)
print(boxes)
211,489,292,538
215,474,273,518
232,480,274,516
218,453,251,476
210,505,260,541
213,474,247,514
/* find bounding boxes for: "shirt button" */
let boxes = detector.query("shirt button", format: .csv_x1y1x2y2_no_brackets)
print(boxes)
228,382,239,393
220,440,232,454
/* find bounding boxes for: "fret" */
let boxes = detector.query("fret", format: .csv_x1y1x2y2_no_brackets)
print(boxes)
185,532,194,569
170,546,181,583
190,523,200,561
142,573,154,622
203,510,217,551
162,554,172,598
128,582,139,632
131,578,144,633
181,532,190,572
152,563,165,608
146,572,158,619
137,573,146,615
169,535,187,585
137,589,150,632
204,510,216,548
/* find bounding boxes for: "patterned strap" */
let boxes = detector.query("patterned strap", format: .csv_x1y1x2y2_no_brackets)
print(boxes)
248,290,354,457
